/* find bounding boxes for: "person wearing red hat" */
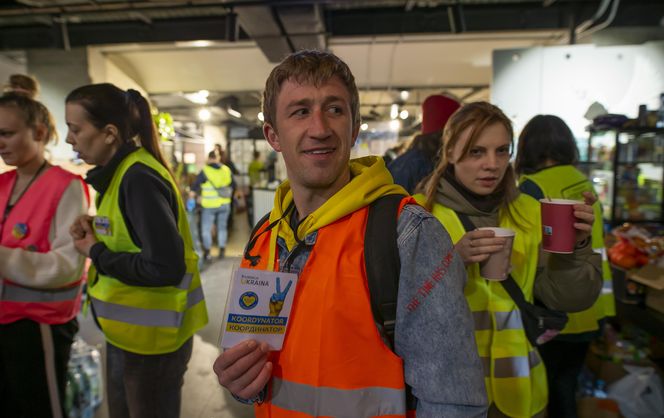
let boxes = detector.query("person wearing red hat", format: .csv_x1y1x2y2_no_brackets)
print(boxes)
387,94,461,193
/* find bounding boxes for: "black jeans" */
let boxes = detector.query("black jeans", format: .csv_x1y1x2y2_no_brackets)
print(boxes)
0,318,78,418
538,339,591,418
106,337,193,418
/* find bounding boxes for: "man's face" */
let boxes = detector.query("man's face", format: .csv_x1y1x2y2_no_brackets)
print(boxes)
264,76,358,198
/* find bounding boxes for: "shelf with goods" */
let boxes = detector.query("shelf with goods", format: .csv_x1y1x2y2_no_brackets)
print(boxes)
579,126,664,227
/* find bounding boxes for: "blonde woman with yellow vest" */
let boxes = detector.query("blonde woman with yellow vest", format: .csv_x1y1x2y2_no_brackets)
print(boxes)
65,83,208,418
0,93,89,418
415,102,603,418
515,114,615,418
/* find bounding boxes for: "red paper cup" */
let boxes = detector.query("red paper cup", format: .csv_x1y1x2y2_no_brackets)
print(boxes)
540,199,580,254
477,227,515,281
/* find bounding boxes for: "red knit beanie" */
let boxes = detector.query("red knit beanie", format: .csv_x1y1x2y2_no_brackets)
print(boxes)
421,94,461,135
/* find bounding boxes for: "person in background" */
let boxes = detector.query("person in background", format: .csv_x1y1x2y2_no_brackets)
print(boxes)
388,94,460,193
515,114,615,418
415,102,603,418
214,144,239,232
191,150,234,261
0,93,89,418
213,49,486,417
65,83,208,418
246,150,265,226
4,74,40,99
248,150,264,187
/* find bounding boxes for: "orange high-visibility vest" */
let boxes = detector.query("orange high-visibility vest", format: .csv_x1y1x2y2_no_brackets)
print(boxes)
242,200,412,418
0,166,89,324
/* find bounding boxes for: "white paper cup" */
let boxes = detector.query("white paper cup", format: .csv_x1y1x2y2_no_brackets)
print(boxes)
477,227,515,281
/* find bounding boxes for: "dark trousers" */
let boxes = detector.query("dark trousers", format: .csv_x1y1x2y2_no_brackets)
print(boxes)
538,339,591,418
0,318,78,418
106,337,193,418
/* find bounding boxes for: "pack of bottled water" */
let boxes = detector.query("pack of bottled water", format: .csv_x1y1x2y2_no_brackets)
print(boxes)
66,338,103,418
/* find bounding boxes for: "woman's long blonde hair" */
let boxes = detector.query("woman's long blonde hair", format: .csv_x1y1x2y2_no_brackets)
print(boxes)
420,101,518,213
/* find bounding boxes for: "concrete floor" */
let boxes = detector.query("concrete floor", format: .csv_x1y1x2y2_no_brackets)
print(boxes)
82,213,256,418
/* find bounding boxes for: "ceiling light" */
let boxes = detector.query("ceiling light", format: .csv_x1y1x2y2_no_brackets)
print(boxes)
257,112,264,122
390,104,399,120
184,91,209,105
360,123,369,131
198,108,211,121
399,110,409,120
400,90,410,101
228,108,242,118
176,40,213,48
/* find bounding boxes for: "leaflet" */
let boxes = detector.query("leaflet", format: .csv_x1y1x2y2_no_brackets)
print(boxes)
220,267,298,351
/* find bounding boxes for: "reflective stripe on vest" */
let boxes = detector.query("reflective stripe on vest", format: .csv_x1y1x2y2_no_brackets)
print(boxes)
91,285,204,328
481,350,542,378
271,377,406,417
473,310,524,331
520,165,615,333
2,284,80,303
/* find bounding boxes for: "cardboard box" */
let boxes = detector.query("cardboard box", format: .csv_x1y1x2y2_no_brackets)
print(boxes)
628,264,664,314
586,343,629,384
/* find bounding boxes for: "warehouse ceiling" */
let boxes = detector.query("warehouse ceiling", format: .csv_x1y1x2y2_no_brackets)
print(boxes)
1,0,663,127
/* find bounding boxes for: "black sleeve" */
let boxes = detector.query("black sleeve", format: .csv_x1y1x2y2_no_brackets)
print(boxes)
90,163,186,287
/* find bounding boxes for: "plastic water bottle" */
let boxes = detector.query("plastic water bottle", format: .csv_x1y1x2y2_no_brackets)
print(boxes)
594,379,608,399
186,197,196,212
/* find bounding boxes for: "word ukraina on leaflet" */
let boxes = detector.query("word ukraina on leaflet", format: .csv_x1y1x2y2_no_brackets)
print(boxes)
220,267,298,350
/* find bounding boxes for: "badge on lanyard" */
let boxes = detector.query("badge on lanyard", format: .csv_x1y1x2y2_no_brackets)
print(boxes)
94,216,112,236
12,222,29,239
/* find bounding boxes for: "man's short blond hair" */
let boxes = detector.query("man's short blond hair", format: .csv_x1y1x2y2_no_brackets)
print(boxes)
261,50,360,130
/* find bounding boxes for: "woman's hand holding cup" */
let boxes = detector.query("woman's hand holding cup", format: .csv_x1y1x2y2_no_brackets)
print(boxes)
455,229,507,266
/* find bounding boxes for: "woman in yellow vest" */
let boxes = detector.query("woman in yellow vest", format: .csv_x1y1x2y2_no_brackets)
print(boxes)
65,83,208,418
0,92,89,418
515,114,615,418
415,102,603,418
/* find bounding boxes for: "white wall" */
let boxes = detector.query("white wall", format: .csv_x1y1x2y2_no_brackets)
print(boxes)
27,48,92,161
492,41,664,139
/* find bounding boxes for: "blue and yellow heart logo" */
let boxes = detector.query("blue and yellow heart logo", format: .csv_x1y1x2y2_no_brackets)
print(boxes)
239,291,259,310
12,223,29,239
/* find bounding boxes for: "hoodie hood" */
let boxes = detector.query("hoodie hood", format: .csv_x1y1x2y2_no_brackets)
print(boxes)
264,156,406,269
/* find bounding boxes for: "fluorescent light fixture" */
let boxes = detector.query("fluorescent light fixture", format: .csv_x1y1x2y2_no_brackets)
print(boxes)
227,108,242,118
399,110,409,120
198,108,211,121
257,112,264,122
176,40,213,48
360,123,369,131
184,90,209,105
390,104,399,120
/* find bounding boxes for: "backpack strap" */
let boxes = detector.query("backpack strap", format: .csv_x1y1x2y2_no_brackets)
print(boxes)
365,194,405,347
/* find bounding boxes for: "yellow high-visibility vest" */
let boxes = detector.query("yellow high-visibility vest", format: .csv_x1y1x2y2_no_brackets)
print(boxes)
201,165,232,208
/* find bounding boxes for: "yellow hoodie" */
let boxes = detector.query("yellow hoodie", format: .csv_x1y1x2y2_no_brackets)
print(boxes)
264,156,407,269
